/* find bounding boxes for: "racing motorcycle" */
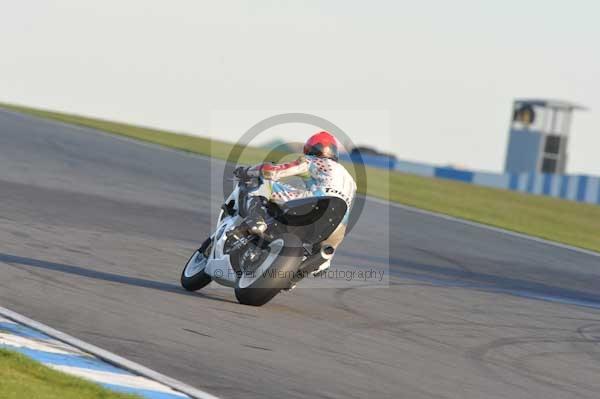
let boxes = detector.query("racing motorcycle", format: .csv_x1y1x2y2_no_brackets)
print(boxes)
180,173,347,306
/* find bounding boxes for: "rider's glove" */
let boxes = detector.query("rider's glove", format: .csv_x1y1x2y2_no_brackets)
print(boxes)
233,166,260,180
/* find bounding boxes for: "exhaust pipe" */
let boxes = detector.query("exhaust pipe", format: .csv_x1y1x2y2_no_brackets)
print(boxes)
298,245,335,275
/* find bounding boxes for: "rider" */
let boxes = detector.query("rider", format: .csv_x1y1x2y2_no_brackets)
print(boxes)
234,131,357,253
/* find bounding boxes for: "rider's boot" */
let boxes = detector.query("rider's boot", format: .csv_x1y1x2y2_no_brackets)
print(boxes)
245,196,269,238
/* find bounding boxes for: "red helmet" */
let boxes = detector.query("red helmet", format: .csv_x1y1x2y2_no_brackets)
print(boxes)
303,131,339,161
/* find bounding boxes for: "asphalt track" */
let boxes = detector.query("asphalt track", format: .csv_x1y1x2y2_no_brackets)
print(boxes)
1,109,600,399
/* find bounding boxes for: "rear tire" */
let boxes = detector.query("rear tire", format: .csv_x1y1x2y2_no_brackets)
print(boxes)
180,238,212,291
234,234,303,306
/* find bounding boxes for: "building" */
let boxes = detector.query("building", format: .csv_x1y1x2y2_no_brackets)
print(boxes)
504,99,586,174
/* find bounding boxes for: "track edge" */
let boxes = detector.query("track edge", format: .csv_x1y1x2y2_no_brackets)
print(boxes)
0,305,220,399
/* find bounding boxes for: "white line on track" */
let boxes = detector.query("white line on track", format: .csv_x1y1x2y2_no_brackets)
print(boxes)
365,195,600,259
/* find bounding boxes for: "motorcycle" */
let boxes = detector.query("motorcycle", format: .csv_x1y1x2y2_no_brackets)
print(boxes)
180,174,348,306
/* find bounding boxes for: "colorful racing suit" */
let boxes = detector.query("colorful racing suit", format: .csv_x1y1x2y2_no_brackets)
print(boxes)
247,155,356,249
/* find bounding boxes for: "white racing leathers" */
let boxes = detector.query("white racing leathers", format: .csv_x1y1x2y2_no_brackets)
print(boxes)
247,155,357,255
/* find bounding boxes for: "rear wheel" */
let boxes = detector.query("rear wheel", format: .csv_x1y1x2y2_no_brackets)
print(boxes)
234,234,303,306
180,238,212,291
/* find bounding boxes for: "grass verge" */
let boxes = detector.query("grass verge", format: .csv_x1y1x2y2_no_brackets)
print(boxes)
0,348,140,399
1,102,599,253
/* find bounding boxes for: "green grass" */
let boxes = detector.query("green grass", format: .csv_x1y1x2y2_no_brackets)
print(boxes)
1,102,599,253
0,348,141,399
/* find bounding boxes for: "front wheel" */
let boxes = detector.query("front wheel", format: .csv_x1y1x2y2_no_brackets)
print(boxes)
181,238,212,291
234,234,303,306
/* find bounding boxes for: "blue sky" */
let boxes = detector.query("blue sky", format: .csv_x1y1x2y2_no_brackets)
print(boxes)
2,0,599,174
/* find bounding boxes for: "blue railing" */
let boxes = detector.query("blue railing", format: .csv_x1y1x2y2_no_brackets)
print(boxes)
340,153,600,205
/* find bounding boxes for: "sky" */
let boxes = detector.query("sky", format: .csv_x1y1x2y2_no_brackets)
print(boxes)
1,0,599,174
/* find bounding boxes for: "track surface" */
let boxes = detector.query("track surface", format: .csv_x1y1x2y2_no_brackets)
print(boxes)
1,109,600,399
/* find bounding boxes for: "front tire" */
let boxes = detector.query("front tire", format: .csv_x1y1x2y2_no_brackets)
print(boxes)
181,238,212,291
234,234,303,306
